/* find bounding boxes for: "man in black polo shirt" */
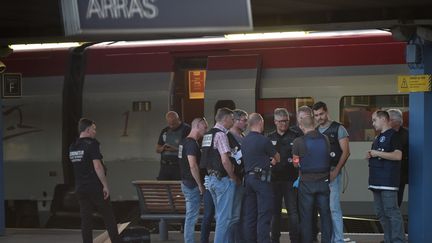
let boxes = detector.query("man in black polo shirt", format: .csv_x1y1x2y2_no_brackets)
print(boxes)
387,108,409,207
69,118,121,243
156,111,191,180
242,113,280,243
293,115,332,243
179,117,208,243
267,108,299,243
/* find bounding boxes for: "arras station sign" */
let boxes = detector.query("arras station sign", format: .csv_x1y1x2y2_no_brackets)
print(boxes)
61,0,252,38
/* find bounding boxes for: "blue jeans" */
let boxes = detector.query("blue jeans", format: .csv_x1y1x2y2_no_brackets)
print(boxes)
181,183,201,243
201,189,215,243
329,171,344,243
229,184,245,243
271,180,299,243
372,190,406,243
208,175,236,243
298,179,332,243
242,175,273,243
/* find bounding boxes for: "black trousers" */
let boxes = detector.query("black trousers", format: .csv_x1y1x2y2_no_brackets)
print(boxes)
271,180,299,243
157,163,181,180
398,182,407,207
77,190,121,243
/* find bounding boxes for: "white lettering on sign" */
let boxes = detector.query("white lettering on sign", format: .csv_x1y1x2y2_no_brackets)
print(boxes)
86,0,158,19
9,82,15,93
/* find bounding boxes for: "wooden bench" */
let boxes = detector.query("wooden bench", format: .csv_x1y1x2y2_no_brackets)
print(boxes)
133,180,202,241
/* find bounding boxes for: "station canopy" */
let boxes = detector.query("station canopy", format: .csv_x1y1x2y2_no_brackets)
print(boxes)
0,0,432,45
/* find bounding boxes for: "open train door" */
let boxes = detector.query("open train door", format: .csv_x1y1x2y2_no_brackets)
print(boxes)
204,54,261,125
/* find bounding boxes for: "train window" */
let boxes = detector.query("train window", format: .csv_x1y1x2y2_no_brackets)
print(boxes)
257,97,314,134
340,95,409,141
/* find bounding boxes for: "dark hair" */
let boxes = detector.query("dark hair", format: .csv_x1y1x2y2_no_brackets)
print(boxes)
312,101,327,112
78,118,95,133
215,107,234,122
233,109,248,120
375,110,390,121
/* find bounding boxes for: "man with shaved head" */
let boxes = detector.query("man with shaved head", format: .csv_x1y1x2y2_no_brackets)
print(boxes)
156,111,191,180
179,117,208,243
242,113,280,243
293,115,332,243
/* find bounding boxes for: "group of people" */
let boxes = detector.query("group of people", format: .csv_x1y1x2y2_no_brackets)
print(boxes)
67,101,409,243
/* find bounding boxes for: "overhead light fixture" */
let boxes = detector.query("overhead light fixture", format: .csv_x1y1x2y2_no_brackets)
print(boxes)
225,31,308,40
10,42,81,51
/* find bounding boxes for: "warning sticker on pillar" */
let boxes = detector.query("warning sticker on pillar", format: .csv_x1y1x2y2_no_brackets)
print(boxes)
60,0,252,39
397,75,431,92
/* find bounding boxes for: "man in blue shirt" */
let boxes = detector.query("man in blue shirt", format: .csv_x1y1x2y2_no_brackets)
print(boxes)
367,110,405,243
242,113,280,243
293,115,332,243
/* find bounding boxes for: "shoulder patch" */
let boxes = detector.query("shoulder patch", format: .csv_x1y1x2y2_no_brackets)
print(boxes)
379,136,386,143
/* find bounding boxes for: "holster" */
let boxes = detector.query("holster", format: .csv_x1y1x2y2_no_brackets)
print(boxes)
253,167,271,182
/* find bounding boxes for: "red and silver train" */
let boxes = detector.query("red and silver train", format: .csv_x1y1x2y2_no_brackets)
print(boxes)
2,31,410,224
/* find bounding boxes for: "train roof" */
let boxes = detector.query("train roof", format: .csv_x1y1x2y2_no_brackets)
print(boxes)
4,31,406,76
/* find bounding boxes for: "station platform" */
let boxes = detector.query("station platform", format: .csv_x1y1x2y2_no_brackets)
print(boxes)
0,228,393,243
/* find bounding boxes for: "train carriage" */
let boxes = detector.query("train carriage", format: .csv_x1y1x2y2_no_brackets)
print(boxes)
2,30,409,226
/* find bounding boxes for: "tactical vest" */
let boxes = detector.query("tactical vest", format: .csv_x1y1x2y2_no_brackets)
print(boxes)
268,129,298,181
227,132,244,179
300,133,330,174
369,129,401,189
320,121,342,167
200,128,227,176
161,124,187,163
178,137,198,185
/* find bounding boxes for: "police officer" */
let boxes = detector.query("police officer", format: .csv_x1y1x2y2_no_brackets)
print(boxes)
201,107,238,243
179,117,208,243
312,101,350,243
366,110,405,243
387,108,409,207
293,106,320,242
267,108,299,243
156,111,191,180
292,115,332,243
242,113,280,243
69,118,121,243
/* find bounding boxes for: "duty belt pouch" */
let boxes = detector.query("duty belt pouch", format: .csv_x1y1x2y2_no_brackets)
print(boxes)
253,167,272,182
